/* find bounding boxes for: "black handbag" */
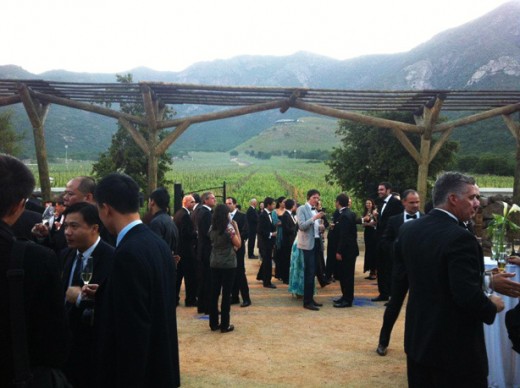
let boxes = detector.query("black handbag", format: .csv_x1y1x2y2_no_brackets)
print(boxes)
7,239,72,388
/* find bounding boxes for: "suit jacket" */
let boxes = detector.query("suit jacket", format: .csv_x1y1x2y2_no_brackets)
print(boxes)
296,203,317,250
11,209,42,242
246,206,258,232
257,209,276,252
173,207,197,262
0,221,70,388
193,206,212,265
95,224,180,387
232,210,248,258
380,211,423,261
280,211,297,248
335,208,359,259
149,210,179,254
395,209,496,377
376,196,403,239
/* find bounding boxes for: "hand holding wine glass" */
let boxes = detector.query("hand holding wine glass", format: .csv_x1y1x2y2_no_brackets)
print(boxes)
81,256,93,299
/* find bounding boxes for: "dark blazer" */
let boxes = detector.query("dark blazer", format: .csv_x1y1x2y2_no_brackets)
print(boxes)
376,196,403,239
246,206,258,232
232,210,249,255
0,221,70,388
149,210,179,254
336,208,359,259
257,210,276,252
61,240,114,387
380,212,424,261
95,224,180,387
11,209,42,241
173,207,197,262
395,209,497,377
193,205,212,265
280,211,297,248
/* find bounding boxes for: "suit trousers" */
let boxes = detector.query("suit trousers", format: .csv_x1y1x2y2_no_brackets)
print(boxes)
176,258,198,305
232,247,250,303
378,286,408,346
302,240,319,306
248,231,257,258
376,243,391,298
209,267,236,329
336,255,357,303
407,356,487,388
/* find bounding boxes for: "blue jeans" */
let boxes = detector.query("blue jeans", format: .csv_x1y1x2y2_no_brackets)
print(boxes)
302,245,317,306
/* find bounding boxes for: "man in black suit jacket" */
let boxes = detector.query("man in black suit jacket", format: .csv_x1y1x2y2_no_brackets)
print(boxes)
376,189,422,356
93,173,180,387
372,182,404,302
227,197,251,307
279,199,297,284
396,172,503,386
0,155,71,388
174,195,198,307
257,197,277,288
333,193,359,308
246,198,259,258
60,202,114,388
192,191,216,314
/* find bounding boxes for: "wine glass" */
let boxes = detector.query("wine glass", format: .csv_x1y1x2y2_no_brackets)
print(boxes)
483,272,493,296
81,257,93,298
41,205,55,226
497,252,508,272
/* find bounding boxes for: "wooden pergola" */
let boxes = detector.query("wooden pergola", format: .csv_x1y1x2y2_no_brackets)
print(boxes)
1,79,520,204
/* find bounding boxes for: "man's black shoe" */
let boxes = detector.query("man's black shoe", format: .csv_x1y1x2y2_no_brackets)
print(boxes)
264,284,277,289
304,304,319,311
221,324,235,333
371,295,389,302
312,301,323,307
210,324,221,332
376,344,388,356
333,300,352,308
240,301,251,307
332,296,344,303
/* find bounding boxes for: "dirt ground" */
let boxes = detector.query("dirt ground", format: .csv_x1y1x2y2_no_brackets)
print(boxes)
176,243,408,388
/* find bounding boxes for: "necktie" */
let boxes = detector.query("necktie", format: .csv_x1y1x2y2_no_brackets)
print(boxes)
406,214,417,220
71,253,84,286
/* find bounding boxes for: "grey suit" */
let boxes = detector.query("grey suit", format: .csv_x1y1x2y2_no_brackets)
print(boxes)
296,203,320,306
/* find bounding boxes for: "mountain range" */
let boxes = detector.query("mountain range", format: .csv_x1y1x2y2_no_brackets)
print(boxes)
1,1,520,159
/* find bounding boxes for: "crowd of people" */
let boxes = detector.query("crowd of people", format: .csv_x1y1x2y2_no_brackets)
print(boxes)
2,152,520,387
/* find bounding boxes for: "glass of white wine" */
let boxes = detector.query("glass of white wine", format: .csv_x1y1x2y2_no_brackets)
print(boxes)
81,256,93,298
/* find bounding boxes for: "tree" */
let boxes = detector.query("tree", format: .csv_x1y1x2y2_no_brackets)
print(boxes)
92,74,172,193
326,111,458,201
0,110,24,156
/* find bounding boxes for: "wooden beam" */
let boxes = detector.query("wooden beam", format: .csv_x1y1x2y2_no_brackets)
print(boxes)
118,118,150,155
17,84,52,200
292,100,423,133
141,84,158,130
156,121,191,156
157,99,288,129
0,94,21,106
429,128,455,163
30,90,148,126
390,128,420,163
434,103,520,132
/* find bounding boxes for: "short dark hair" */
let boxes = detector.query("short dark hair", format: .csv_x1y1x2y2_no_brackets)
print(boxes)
192,193,201,204
379,182,392,190
94,173,140,214
150,187,170,210
226,197,237,205
0,154,35,219
402,189,419,201
263,197,274,207
284,199,295,210
336,193,349,207
63,202,101,227
306,189,320,200
76,176,96,195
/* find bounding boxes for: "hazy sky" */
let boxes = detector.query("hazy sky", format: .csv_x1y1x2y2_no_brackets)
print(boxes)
3,0,513,74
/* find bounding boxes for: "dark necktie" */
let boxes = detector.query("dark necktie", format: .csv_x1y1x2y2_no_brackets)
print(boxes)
406,213,417,220
71,253,84,286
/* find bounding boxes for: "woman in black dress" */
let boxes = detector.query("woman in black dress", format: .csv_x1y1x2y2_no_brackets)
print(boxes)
362,199,378,280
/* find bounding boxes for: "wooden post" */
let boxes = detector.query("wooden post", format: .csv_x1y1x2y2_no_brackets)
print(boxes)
141,85,159,196
17,84,52,200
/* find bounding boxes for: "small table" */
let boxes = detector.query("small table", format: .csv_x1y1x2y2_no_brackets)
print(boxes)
484,258,520,387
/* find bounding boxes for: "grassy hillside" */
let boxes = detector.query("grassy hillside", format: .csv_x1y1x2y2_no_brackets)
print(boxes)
234,116,339,154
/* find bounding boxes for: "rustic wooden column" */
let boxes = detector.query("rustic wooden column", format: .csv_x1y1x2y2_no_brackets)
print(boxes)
17,83,52,200
142,85,160,195
503,114,520,205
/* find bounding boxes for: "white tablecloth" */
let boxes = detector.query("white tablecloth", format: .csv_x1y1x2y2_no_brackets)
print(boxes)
484,258,520,388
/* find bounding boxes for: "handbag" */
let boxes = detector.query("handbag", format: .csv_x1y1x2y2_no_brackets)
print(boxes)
7,239,72,388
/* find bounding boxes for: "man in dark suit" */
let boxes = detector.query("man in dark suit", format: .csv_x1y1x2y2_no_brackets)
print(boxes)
257,197,278,288
173,195,198,307
60,202,114,388
0,155,70,388
192,191,216,314
332,193,359,308
148,187,179,256
372,181,404,302
246,198,259,258
279,198,297,284
376,189,422,356
93,173,180,387
396,172,503,387
226,197,251,307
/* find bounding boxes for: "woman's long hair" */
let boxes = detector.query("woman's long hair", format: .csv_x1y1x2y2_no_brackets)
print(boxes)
364,198,376,216
212,203,230,234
